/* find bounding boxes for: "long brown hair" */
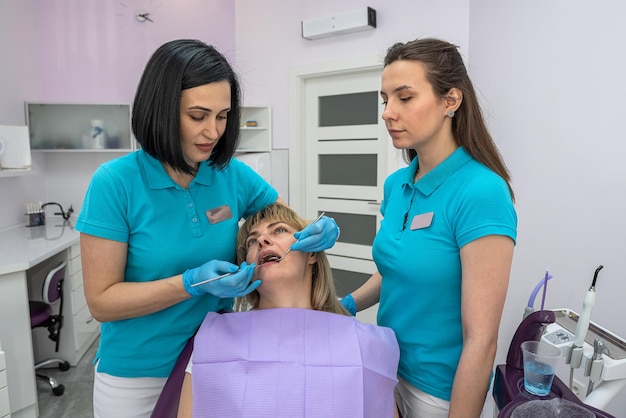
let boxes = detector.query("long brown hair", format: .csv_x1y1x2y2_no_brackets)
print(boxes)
235,203,349,315
384,38,515,201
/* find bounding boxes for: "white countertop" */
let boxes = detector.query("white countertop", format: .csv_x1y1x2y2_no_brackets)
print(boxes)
0,219,79,275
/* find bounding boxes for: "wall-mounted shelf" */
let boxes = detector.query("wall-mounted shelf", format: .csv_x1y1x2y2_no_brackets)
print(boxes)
25,103,133,152
238,106,271,152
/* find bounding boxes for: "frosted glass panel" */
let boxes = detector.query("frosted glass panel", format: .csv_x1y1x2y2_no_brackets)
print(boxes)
319,154,377,186
333,268,371,297
318,91,378,127
26,103,132,150
325,211,376,246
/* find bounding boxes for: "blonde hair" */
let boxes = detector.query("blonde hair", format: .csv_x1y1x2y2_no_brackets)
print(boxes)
235,203,349,316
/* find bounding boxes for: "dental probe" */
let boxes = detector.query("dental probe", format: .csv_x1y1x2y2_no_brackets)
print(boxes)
281,212,325,258
191,212,326,288
190,265,260,287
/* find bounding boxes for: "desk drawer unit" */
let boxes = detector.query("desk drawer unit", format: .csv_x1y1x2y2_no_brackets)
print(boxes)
69,256,83,292
68,245,100,352
0,348,10,418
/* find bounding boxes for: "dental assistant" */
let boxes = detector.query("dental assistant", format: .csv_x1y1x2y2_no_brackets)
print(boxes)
76,39,338,418
341,38,517,418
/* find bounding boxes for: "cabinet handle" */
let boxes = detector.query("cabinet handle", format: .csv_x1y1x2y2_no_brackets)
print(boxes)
367,201,382,206
86,317,94,324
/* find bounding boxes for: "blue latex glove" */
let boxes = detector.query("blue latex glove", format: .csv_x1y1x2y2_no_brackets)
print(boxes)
182,260,260,298
340,293,357,316
291,215,340,252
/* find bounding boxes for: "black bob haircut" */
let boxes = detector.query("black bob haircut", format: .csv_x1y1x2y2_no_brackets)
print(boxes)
132,39,241,173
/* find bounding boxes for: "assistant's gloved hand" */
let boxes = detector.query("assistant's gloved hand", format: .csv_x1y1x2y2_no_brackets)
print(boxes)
182,260,260,298
340,293,357,316
291,215,340,252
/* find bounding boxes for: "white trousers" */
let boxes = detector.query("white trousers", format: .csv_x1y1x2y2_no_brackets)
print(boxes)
93,365,167,418
395,376,450,418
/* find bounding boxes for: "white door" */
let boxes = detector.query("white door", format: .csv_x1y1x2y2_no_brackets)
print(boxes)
293,64,398,323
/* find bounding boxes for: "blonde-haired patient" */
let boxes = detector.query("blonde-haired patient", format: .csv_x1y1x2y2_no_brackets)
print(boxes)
177,203,400,418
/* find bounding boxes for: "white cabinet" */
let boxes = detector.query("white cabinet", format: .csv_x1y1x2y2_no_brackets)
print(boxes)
28,245,100,367
67,245,100,356
25,102,133,152
238,106,271,152
0,343,10,418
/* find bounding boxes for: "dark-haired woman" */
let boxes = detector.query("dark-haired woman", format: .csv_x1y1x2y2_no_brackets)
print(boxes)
76,39,338,418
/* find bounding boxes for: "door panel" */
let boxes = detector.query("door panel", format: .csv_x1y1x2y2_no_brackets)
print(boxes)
306,72,388,206
328,255,379,325
314,138,381,200
318,91,379,127
302,66,388,322
313,198,381,260
315,125,378,140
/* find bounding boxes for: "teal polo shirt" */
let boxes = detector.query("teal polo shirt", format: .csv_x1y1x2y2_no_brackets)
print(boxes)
76,150,278,378
372,147,517,401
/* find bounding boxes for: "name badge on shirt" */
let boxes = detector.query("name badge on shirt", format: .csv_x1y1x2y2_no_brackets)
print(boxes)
206,205,233,224
410,212,434,230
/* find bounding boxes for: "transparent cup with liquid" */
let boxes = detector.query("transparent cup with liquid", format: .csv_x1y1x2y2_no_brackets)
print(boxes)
521,340,562,396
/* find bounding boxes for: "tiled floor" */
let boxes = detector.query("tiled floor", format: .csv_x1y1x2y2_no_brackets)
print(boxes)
36,337,98,418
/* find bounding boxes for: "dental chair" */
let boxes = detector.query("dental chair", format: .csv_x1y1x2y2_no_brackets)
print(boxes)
151,336,195,418
29,260,70,396
152,308,236,417
492,310,614,417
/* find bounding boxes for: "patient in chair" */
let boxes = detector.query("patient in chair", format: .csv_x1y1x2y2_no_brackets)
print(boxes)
177,203,400,418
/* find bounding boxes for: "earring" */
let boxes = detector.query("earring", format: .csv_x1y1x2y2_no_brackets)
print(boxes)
447,110,456,118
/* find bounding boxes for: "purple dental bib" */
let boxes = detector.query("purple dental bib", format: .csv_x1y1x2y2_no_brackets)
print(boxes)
192,308,399,417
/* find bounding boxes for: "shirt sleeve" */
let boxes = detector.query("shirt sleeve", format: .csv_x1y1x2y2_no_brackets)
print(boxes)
75,164,131,243
230,159,279,219
454,173,517,248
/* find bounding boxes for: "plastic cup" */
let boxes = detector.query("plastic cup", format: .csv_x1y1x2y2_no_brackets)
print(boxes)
521,340,561,396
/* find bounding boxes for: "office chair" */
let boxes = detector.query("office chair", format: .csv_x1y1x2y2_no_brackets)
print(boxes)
29,260,70,396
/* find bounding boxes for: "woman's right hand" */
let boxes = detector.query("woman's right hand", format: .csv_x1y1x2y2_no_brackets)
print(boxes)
182,260,260,298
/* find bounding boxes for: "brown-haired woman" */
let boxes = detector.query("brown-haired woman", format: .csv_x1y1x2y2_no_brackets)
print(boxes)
342,38,517,418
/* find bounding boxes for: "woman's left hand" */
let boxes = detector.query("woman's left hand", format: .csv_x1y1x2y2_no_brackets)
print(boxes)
291,215,340,252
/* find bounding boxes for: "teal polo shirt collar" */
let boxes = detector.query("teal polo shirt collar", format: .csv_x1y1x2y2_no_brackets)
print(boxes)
402,147,473,197
138,150,215,189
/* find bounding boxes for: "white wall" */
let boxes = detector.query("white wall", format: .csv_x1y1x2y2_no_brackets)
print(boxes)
236,1,626,415
0,0,236,230
470,1,626,414
235,0,469,151
0,1,36,123
234,0,469,208
0,1,45,229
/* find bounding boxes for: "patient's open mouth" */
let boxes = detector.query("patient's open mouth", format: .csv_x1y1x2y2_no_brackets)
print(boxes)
258,253,282,265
